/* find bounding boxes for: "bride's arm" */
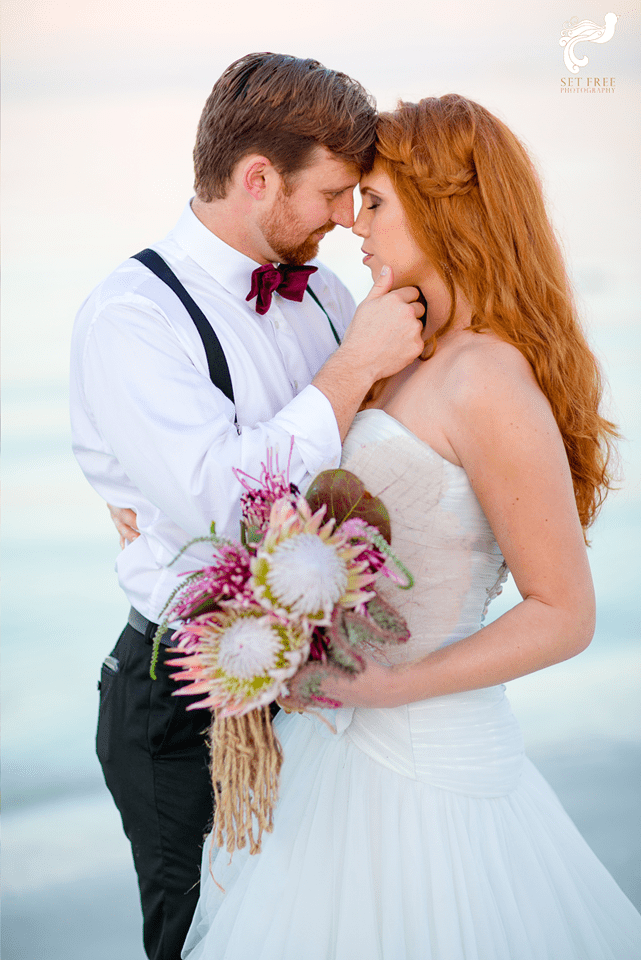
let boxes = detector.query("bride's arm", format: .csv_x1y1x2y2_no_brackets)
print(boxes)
318,340,596,709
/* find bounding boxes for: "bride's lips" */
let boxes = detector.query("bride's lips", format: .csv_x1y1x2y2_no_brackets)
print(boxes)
361,249,373,263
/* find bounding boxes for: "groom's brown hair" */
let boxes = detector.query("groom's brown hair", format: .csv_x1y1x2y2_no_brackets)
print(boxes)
193,52,377,201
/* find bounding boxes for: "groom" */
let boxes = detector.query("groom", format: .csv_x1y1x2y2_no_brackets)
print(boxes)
70,52,424,960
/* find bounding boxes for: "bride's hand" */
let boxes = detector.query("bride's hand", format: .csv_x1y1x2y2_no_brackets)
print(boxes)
107,503,140,548
277,651,409,714
308,659,404,710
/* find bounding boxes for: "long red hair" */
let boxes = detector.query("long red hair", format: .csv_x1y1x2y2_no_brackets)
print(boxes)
375,95,618,531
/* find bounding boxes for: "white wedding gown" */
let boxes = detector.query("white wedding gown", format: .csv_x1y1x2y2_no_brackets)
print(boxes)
182,409,641,960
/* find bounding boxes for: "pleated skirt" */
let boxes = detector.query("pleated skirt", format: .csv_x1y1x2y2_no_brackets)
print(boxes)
182,688,641,959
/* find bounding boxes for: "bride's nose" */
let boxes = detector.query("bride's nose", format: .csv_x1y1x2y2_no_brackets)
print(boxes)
352,206,367,237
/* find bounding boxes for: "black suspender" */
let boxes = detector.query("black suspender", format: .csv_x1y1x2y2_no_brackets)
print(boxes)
131,248,235,405
131,248,342,406
306,285,341,345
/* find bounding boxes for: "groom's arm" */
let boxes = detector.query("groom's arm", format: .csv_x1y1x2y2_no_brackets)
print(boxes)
313,267,424,440
76,299,341,541
87,268,423,542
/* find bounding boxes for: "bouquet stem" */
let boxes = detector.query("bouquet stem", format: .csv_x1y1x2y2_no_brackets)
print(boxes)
210,707,283,855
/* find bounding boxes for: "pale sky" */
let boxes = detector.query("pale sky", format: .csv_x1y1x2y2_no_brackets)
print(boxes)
3,0,640,470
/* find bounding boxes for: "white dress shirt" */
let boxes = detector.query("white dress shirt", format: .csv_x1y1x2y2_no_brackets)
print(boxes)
70,201,355,622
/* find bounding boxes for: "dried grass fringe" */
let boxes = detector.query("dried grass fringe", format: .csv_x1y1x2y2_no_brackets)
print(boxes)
209,706,283,856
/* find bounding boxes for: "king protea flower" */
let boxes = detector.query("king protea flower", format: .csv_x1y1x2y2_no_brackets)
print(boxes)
167,607,310,716
250,497,377,627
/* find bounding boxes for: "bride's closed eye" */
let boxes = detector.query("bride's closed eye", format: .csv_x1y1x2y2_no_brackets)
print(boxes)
359,187,382,212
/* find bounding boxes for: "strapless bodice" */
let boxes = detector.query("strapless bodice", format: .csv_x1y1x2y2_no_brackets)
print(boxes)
184,418,641,960
337,410,521,796
341,408,508,665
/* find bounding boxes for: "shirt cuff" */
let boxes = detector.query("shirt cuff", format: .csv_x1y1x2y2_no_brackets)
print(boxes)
274,384,342,478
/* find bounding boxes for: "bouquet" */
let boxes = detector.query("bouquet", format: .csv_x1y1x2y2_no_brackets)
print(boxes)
154,443,413,854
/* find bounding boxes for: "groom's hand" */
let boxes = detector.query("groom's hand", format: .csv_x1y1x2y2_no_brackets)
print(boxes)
340,265,425,382
311,266,425,441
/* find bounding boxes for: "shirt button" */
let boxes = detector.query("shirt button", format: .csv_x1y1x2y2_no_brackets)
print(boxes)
274,320,280,329
294,380,299,390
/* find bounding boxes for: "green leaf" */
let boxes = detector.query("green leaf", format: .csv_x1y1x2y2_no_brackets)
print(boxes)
362,593,411,642
329,597,410,650
285,662,355,709
305,469,391,543
184,596,222,619
240,520,263,548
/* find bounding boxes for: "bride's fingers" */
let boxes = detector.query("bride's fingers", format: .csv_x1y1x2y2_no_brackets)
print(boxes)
318,660,397,708
276,695,305,713
279,660,395,713
107,503,140,546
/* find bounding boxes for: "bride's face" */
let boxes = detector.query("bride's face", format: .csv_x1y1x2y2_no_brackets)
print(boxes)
353,164,429,290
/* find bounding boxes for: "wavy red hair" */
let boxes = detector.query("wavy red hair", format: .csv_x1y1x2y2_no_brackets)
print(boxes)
374,95,618,531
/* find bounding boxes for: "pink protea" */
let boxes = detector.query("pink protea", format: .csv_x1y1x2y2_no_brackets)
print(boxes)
167,606,311,716
168,542,254,621
337,516,413,587
250,496,378,628
338,517,388,575
234,442,300,538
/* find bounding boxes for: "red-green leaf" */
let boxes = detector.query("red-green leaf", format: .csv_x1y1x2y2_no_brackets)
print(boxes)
305,469,391,543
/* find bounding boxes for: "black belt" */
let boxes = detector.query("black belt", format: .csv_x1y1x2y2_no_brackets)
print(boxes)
127,607,177,646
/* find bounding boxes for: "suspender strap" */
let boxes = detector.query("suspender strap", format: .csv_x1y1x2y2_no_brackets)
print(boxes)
306,285,341,345
131,249,341,404
131,248,235,405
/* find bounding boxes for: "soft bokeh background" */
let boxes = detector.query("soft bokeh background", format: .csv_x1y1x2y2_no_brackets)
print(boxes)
3,1,640,956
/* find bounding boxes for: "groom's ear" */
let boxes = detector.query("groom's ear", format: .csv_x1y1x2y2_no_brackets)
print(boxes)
241,155,280,202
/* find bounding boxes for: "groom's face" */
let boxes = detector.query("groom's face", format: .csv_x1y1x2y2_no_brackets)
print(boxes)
259,148,361,266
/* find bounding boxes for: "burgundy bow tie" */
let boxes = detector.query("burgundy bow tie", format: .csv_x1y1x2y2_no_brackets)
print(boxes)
247,263,318,316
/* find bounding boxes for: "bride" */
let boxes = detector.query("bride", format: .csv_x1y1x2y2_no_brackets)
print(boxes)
182,95,641,958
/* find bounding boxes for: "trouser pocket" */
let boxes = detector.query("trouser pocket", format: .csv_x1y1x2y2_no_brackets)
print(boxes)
96,634,124,764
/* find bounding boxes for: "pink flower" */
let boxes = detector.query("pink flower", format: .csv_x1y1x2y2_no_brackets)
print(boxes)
338,518,388,575
167,607,311,716
168,542,253,621
250,496,377,628
234,442,300,539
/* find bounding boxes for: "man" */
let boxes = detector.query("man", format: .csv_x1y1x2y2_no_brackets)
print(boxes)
70,52,424,960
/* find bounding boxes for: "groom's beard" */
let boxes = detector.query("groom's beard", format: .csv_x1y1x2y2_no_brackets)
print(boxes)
261,191,336,266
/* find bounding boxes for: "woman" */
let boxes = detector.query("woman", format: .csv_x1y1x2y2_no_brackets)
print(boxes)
182,96,641,958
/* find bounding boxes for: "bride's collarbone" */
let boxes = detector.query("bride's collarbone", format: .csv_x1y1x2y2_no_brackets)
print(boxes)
374,375,462,469
363,332,493,466
377,332,528,467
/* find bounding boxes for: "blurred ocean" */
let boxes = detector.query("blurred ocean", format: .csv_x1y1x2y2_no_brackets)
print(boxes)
3,0,640,956
2,368,640,959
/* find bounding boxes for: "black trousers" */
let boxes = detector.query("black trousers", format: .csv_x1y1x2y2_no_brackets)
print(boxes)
97,622,214,960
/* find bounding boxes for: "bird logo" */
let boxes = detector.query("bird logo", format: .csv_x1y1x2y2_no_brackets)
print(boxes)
559,13,618,73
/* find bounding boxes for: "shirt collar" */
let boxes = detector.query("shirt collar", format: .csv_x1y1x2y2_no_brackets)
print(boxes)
169,199,262,300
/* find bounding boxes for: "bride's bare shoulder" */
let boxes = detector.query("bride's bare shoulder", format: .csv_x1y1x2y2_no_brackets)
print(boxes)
444,330,541,406
440,330,562,472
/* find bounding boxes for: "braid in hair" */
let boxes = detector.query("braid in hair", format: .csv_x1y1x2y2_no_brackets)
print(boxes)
373,95,618,532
